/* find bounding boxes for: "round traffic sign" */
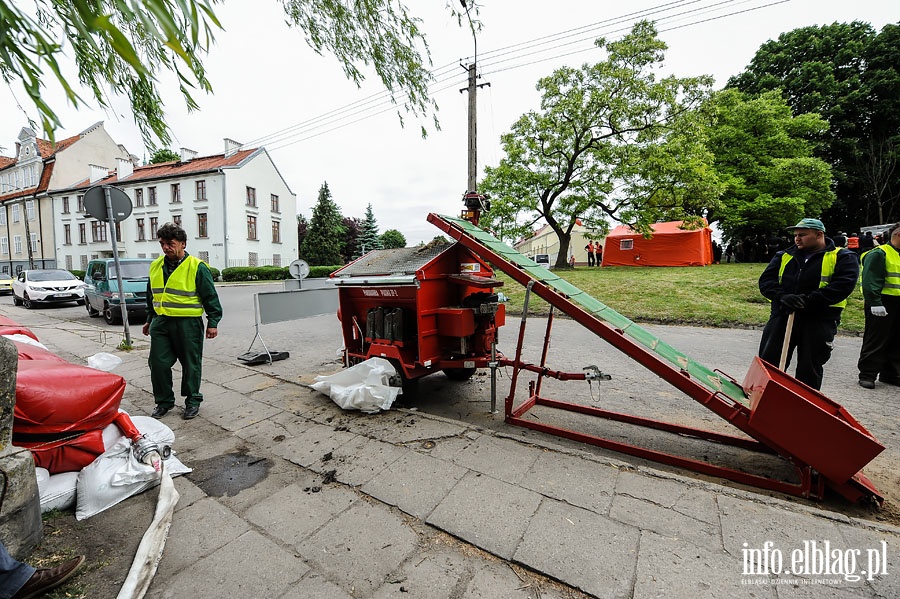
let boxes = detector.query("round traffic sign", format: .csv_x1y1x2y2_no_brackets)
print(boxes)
83,185,133,223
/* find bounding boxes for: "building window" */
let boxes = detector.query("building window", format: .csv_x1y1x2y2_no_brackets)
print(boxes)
77,195,85,213
198,251,209,263
62,197,70,214
92,220,108,242
247,215,257,240
150,217,158,238
196,180,207,201
25,200,34,221
0,209,5,225
29,232,37,252
65,255,73,270
135,188,144,207
198,213,208,238
272,221,281,243
79,223,87,244
148,187,157,206
171,183,180,203
246,186,256,207
273,253,281,267
248,252,258,267
137,218,145,241
12,204,19,223
271,194,280,213
115,221,122,242
80,255,88,270
64,224,71,245
13,235,22,254
0,237,7,255
173,214,181,227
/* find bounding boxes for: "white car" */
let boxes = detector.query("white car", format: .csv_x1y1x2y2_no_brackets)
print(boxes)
13,269,86,309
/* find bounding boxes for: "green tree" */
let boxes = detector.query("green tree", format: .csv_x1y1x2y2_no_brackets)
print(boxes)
357,203,383,254
479,21,719,269
705,89,835,242
300,182,345,265
296,213,309,253
727,21,899,229
149,148,180,164
1,0,471,146
380,229,406,249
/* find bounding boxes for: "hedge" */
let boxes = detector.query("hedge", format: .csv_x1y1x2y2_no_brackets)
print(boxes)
219,265,342,282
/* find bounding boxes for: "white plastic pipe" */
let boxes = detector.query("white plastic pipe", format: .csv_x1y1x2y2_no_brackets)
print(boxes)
115,462,180,599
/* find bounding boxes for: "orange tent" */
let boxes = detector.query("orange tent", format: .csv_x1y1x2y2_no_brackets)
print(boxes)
601,220,713,267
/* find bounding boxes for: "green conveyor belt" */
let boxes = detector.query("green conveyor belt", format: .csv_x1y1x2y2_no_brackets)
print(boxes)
439,214,749,406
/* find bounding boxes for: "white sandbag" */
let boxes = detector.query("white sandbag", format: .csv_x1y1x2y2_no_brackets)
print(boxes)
76,427,190,520
101,414,177,451
311,357,401,414
88,351,123,371
38,470,79,513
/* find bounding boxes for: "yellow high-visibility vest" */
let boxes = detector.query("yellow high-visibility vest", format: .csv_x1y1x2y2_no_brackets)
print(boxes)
778,248,847,308
862,244,900,297
150,255,203,316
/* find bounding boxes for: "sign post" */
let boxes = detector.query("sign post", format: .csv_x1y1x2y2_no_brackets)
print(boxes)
83,185,134,346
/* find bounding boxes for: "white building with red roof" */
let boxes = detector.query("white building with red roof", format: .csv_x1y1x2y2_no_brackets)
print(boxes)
51,139,297,272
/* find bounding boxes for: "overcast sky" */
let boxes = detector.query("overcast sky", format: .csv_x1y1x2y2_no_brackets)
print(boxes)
1,0,896,246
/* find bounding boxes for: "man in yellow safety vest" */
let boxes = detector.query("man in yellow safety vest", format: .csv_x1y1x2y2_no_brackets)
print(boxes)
143,223,223,419
857,222,900,389
757,218,859,390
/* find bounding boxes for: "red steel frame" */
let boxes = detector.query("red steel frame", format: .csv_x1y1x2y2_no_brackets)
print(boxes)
428,213,882,504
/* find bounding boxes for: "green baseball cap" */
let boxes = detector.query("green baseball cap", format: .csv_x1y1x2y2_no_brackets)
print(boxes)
786,218,825,232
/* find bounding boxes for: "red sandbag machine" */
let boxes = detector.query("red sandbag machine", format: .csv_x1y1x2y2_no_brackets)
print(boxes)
330,240,505,392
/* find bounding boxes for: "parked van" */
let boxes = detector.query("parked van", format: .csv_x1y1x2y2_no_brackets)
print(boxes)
84,258,153,324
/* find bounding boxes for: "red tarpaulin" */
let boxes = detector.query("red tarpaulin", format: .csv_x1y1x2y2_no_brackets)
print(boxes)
6,320,126,473
602,220,713,267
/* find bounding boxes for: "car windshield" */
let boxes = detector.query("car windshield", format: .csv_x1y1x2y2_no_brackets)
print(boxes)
109,262,151,279
29,270,77,282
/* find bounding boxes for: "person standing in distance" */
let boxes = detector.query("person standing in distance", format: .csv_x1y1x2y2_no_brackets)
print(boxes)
857,223,900,389
757,218,859,390
142,223,223,420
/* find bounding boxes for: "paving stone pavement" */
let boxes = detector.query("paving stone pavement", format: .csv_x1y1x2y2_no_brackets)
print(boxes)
6,305,900,598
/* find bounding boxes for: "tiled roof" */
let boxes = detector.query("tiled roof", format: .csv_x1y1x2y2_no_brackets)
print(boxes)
36,134,79,158
70,148,259,189
0,157,14,168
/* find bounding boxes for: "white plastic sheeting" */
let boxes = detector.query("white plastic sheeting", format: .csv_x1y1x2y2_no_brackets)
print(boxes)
312,357,402,413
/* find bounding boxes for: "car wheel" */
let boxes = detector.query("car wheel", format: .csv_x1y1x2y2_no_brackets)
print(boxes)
86,301,100,317
13,293,22,306
23,293,33,309
103,303,121,325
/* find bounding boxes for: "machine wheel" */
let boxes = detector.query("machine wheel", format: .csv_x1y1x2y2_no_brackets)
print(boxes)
103,303,121,325
13,293,22,306
387,359,419,404
23,293,33,309
443,367,477,381
86,301,100,317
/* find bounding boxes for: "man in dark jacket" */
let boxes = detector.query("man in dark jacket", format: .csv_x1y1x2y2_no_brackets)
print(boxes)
757,218,859,390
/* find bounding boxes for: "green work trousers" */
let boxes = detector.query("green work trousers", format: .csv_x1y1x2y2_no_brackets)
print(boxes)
149,315,205,408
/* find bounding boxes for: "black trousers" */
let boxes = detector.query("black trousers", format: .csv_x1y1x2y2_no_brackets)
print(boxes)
858,296,900,382
758,312,839,390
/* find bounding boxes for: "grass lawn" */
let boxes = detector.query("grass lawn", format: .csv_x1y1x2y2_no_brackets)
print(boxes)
494,263,866,335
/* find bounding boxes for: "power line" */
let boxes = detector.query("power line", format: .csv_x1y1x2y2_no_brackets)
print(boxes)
257,0,790,152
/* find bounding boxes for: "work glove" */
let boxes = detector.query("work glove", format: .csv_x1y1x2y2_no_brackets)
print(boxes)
870,306,889,317
780,294,806,311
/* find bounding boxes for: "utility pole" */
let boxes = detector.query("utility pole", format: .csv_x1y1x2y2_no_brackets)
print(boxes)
459,1,489,193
